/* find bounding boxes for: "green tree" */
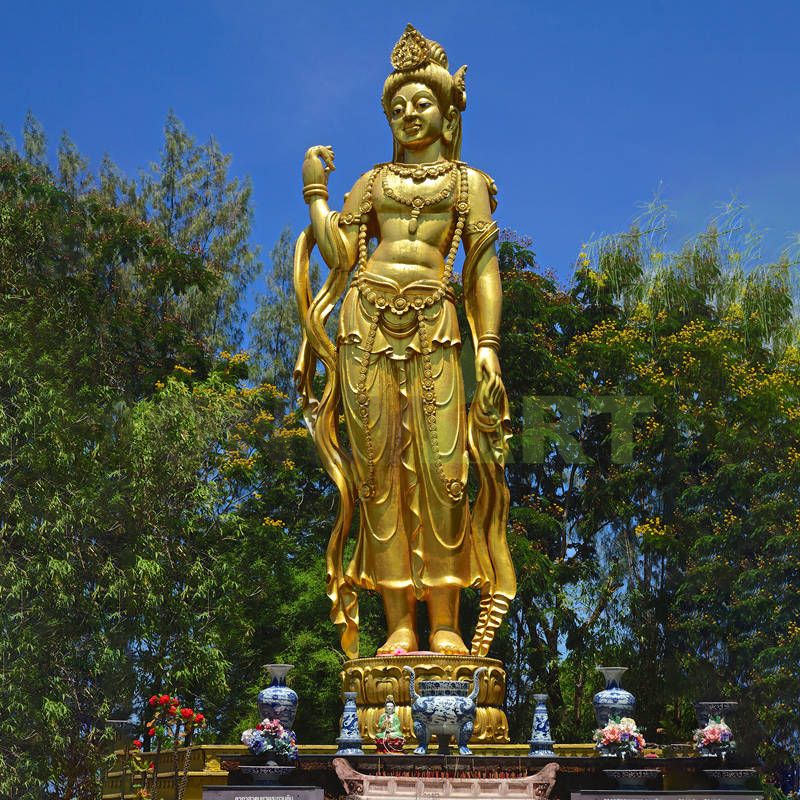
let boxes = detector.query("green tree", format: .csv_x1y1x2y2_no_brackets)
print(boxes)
0,149,227,797
483,216,798,761
567,206,799,759
3,106,798,795
140,111,262,350
480,231,627,743
248,226,319,403
0,114,277,797
0,118,344,795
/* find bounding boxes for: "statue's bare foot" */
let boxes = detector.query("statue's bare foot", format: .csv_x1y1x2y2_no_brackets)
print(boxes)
377,627,418,655
430,629,469,655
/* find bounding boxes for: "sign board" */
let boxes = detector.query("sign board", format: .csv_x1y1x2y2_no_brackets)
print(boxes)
202,786,324,800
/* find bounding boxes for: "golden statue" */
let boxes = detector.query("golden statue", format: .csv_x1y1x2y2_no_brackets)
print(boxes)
294,24,515,661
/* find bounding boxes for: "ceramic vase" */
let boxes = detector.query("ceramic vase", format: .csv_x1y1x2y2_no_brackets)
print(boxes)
593,666,636,726
257,664,298,730
335,691,364,755
528,694,556,757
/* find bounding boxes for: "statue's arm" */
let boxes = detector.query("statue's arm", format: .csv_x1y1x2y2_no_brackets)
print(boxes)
463,169,503,397
302,146,368,270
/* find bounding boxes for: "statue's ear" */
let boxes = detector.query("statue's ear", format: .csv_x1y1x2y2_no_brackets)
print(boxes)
443,106,459,142
447,106,459,128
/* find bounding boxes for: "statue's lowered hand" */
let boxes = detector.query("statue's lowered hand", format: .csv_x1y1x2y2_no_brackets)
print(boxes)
476,346,504,419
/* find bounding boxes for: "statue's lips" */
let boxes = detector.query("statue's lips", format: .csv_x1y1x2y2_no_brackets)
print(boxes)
403,123,422,134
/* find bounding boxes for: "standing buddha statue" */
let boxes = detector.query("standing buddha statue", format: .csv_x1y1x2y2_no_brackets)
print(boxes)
294,24,515,661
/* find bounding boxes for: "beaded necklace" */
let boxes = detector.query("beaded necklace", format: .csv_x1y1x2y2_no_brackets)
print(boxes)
385,159,455,182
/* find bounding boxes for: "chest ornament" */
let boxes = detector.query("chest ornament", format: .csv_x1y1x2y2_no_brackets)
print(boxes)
381,165,458,235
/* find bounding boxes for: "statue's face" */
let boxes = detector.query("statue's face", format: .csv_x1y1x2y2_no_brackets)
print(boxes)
386,701,395,714
388,81,445,153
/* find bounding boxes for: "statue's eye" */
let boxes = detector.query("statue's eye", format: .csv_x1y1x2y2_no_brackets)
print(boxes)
391,106,403,118
417,100,431,110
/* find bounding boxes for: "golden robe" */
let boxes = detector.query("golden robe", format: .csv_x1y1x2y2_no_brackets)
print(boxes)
337,274,479,597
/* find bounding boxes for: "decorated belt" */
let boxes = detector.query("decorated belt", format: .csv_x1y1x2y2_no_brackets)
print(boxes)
354,271,455,316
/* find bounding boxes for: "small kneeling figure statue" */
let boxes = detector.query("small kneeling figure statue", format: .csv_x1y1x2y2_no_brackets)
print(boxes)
375,695,405,754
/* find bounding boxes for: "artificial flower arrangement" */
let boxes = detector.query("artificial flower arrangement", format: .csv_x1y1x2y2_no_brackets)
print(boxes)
127,693,208,799
142,693,207,748
241,718,299,764
593,716,646,758
693,716,736,758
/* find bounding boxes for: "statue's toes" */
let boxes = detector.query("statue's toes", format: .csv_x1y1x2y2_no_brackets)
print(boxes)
376,628,418,655
430,630,469,654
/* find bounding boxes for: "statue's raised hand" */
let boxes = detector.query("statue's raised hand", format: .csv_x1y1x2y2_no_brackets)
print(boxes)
303,145,335,188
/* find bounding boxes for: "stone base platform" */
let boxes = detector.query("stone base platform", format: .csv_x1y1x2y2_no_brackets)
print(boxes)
103,745,761,800
342,653,509,743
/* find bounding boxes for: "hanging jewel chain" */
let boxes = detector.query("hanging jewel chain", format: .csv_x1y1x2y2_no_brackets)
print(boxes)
350,163,469,503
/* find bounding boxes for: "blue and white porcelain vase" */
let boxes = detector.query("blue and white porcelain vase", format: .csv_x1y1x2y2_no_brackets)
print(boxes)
528,693,556,756
257,664,298,730
593,666,635,726
335,691,365,755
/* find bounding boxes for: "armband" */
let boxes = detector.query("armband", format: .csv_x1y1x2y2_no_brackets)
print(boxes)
465,219,493,235
339,212,361,227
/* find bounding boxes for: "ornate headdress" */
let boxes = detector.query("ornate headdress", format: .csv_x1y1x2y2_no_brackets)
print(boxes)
383,24,467,160
390,24,430,71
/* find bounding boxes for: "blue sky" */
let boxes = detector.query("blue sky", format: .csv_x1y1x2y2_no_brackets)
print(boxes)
2,0,798,285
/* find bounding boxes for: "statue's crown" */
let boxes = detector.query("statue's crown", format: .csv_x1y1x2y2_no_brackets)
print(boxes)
388,24,466,112
391,24,436,71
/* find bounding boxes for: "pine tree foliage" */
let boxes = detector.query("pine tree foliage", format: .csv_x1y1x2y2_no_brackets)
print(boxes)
248,226,319,403
140,111,262,350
